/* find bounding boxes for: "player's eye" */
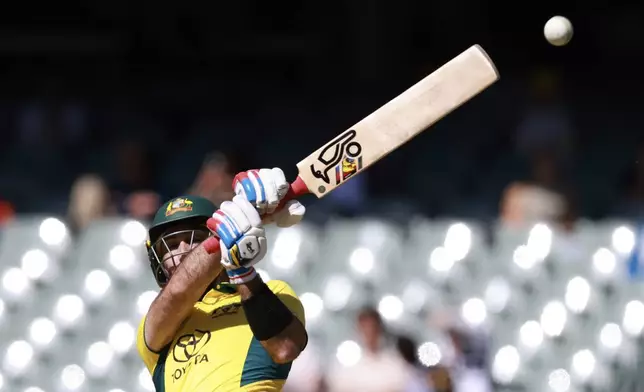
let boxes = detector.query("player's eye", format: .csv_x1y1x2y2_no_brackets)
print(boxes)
158,230,209,253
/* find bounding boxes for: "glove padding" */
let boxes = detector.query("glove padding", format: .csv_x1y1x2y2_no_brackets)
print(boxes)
233,167,305,228
206,195,267,284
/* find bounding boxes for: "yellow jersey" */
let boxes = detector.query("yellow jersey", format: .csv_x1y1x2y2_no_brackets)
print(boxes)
137,280,305,392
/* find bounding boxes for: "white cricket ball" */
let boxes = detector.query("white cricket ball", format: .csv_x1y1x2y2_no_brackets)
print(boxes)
544,16,573,46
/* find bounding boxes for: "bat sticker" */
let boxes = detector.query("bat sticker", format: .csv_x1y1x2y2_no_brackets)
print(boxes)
335,156,363,185
309,129,362,184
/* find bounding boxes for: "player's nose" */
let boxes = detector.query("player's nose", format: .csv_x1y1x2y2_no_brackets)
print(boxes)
178,241,191,252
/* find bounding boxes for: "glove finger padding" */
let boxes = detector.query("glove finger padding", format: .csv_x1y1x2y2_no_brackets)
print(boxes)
232,195,261,227
271,167,289,199
273,199,306,228
208,197,258,249
258,168,279,214
247,170,268,215
232,167,306,228
233,170,266,214
207,195,267,277
218,200,251,233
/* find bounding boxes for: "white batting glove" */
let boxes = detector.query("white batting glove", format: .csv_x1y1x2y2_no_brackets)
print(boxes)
232,167,306,228
206,195,267,284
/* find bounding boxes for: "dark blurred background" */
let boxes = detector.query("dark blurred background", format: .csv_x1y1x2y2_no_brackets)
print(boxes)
1,1,643,228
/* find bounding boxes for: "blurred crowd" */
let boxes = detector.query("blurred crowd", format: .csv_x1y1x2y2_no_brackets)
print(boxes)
65,149,236,237
1,67,643,231
283,306,493,392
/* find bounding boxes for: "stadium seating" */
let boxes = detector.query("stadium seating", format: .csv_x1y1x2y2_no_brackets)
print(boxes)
0,216,642,391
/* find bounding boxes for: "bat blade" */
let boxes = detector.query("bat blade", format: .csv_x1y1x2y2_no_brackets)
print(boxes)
286,44,499,200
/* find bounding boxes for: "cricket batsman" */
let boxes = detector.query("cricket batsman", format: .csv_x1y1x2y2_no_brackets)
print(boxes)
136,168,309,391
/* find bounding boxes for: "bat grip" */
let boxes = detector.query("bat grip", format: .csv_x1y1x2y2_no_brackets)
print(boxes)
203,235,221,254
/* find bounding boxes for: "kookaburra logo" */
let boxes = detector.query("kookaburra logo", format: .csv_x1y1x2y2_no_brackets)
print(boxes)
309,129,362,184
246,242,254,254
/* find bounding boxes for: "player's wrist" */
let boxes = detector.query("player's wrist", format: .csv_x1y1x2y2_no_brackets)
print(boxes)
241,280,294,341
225,266,257,284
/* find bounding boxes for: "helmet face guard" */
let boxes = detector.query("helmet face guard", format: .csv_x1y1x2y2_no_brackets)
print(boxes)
146,223,213,286
146,196,218,286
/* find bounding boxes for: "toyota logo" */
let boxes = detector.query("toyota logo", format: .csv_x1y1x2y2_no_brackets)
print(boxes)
172,330,211,363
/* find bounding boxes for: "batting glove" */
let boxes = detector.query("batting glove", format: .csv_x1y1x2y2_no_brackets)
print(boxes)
233,167,306,227
206,195,267,284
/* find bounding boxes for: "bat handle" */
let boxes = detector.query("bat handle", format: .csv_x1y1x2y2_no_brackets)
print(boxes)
278,176,310,209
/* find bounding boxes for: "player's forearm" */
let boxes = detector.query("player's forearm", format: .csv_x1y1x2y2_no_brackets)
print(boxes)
145,245,222,351
238,276,308,364
164,245,223,304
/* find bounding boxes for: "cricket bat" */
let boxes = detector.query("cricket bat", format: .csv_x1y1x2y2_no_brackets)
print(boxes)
283,44,499,201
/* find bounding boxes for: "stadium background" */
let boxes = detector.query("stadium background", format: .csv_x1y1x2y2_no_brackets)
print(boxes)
1,1,644,391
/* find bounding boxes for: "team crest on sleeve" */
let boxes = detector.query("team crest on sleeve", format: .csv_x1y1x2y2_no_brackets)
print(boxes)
166,198,194,216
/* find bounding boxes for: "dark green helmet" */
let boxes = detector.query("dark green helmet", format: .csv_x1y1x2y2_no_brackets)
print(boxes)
146,195,217,286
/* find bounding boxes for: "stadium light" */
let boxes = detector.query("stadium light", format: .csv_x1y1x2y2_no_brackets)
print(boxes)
28,317,57,348
349,247,374,275
592,248,616,275
492,345,520,384
429,246,454,273
336,340,361,367
599,323,622,349
378,295,404,321
548,368,571,392
2,267,31,299
622,300,644,336
39,218,67,247
20,249,51,281
612,226,635,255
271,227,302,270
52,295,85,329
540,301,567,338
513,245,538,270
571,349,595,380
527,223,552,261
299,292,324,321
565,277,591,314
136,291,158,317
461,298,487,327
444,222,472,261
85,341,114,377
3,340,34,376
418,342,442,367
138,367,155,391
83,269,112,301
401,280,429,314
322,275,352,311
120,220,147,247
519,320,544,349
60,364,85,390
108,245,137,276
24,387,45,392
108,321,136,355
484,277,511,314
